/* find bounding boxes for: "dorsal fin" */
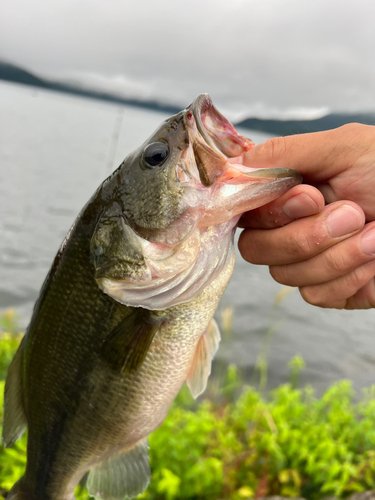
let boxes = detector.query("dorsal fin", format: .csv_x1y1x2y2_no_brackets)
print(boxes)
186,318,221,398
2,340,28,447
87,439,150,500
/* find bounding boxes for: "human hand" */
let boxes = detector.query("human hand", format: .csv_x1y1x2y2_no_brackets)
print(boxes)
238,124,375,309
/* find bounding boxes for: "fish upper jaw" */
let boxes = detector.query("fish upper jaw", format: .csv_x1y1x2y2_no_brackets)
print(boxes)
189,93,254,160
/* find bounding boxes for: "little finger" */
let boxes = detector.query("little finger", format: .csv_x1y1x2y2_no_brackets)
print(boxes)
299,260,375,309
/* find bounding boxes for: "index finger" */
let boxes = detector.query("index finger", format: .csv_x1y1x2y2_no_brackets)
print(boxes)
238,184,324,229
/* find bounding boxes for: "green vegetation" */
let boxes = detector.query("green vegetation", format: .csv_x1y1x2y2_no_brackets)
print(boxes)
1,309,375,499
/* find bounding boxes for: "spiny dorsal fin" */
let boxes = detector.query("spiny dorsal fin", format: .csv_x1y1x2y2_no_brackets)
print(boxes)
101,309,165,372
186,318,221,398
2,340,28,447
87,439,150,500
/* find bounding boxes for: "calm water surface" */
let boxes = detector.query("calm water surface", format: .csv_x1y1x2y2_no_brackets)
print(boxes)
1,80,375,394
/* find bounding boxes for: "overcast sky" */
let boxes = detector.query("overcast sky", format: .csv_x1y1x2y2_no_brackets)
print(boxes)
1,0,374,119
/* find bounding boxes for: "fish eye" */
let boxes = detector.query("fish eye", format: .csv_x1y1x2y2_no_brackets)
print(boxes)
142,142,169,169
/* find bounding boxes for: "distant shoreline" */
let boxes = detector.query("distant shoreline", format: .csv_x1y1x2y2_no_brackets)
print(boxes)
1,60,375,135
236,113,375,136
0,61,181,115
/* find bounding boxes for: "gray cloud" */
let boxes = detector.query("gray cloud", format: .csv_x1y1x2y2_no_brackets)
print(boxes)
1,0,374,117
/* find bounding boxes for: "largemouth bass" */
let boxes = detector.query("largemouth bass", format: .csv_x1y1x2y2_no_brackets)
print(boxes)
3,94,301,500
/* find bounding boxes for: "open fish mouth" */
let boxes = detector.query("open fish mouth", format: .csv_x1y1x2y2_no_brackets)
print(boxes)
185,93,302,227
191,93,254,158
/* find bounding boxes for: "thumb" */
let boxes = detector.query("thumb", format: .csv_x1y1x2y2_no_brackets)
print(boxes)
242,124,372,183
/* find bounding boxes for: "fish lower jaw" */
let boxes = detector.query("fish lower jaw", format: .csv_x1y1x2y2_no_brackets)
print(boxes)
199,175,302,227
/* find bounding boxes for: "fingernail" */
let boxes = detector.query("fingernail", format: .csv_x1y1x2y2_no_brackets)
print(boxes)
362,227,375,255
283,194,319,219
326,205,363,237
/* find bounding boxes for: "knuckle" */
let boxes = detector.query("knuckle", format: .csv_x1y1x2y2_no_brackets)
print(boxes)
330,124,375,165
288,228,315,260
347,264,373,289
254,137,288,163
336,122,366,135
333,123,375,148
238,230,262,264
323,247,349,274
253,206,285,230
269,265,291,285
299,285,332,308
247,208,266,228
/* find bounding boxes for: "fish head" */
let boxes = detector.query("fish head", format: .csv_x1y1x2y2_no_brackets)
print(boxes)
106,94,301,245
93,94,302,309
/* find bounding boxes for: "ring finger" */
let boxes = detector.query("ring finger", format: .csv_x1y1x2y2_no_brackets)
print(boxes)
270,222,375,287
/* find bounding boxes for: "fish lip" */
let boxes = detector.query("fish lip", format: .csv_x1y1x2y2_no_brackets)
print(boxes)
241,167,303,183
188,93,252,158
186,94,302,185
190,94,221,155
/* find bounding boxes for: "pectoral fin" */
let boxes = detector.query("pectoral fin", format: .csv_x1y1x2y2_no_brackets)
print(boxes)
2,340,27,447
101,309,164,372
186,318,221,398
87,439,150,500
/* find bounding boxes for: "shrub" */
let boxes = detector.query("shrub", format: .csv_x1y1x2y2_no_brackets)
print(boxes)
0,310,375,499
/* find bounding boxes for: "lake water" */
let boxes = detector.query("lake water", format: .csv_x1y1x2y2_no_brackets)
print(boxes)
1,80,375,395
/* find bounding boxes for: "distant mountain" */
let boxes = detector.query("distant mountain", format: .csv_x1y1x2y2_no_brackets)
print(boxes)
0,61,48,88
2,61,375,135
236,113,375,136
0,61,181,114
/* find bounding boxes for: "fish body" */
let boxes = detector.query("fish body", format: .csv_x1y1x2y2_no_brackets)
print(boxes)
3,95,301,500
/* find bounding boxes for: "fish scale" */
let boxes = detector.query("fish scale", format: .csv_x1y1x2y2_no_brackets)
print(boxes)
3,94,301,500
